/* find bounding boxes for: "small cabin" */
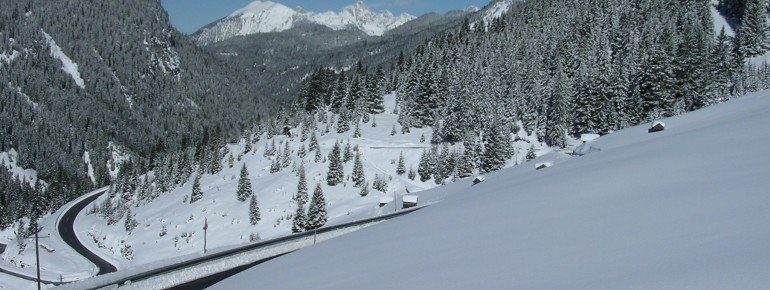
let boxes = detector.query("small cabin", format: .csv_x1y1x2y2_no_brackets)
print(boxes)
402,195,418,209
536,162,552,170
379,196,394,208
649,121,665,133
473,175,485,185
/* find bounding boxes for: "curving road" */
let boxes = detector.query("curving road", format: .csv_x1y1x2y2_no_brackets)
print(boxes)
57,189,118,275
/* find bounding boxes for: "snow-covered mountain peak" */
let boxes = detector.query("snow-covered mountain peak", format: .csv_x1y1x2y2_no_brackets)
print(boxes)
193,1,416,45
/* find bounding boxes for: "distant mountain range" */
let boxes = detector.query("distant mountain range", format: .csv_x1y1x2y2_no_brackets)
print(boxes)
192,1,417,45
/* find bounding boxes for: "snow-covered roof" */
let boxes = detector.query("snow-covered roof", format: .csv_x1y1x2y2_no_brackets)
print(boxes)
379,196,394,204
402,195,418,203
535,162,552,170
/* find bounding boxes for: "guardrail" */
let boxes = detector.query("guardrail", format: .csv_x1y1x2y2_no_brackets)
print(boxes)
59,205,426,290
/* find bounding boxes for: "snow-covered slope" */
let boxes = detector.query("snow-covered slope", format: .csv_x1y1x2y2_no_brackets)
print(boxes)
212,90,770,289
72,94,551,269
192,1,415,44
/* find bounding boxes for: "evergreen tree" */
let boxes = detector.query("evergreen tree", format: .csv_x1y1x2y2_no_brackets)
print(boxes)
482,124,509,173
237,165,253,201
418,149,433,182
353,121,362,138
396,152,406,175
249,194,261,225
124,208,136,233
291,204,307,233
351,152,366,187
739,0,769,57
190,174,203,203
306,183,328,230
314,146,323,163
295,164,309,204
327,142,344,185
270,157,281,173
360,182,370,196
309,132,319,152
281,142,291,168
343,142,354,163
298,144,307,158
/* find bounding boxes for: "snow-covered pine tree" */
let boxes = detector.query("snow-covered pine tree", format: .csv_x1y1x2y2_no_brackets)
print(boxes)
291,204,307,233
243,138,253,154
738,0,769,57
408,167,416,180
337,109,351,133
249,194,260,225
309,132,319,152
353,121,362,138
360,183,370,196
526,146,537,161
343,142,353,163
270,157,281,173
306,183,328,230
190,174,203,203
237,165,254,201
298,144,307,158
124,207,136,233
396,152,406,175
327,142,344,185
352,152,366,187
314,146,323,163
295,164,309,204
482,124,509,173
281,142,291,168
418,149,433,182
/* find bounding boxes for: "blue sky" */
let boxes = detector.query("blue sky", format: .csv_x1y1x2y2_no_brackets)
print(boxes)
161,0,488,34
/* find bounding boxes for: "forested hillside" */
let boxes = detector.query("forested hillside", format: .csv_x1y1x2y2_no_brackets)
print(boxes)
295,0,770,154
0,0,274,231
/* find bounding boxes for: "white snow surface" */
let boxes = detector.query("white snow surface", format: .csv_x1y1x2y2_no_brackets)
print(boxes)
482,0,513,25
194,1,415,44
709,1,734,37
74,93,551,269
41,31,85,89
83,151,96,185
212,90,770,289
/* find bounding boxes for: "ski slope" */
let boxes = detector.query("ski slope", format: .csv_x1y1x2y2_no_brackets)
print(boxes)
212,90,770,289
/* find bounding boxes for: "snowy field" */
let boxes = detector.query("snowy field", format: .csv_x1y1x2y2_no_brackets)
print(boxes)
71,93,550,269
212,90,770,289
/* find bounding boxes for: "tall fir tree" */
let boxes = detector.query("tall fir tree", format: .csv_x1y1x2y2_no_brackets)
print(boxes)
327,142,344,185
306,183,328,230
295,164,309,204
482,124,510,173
396,152,406,175
291,204,307,233
249,194,261,225
237,165,253,201
351,152,366,187
190,174,203,204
